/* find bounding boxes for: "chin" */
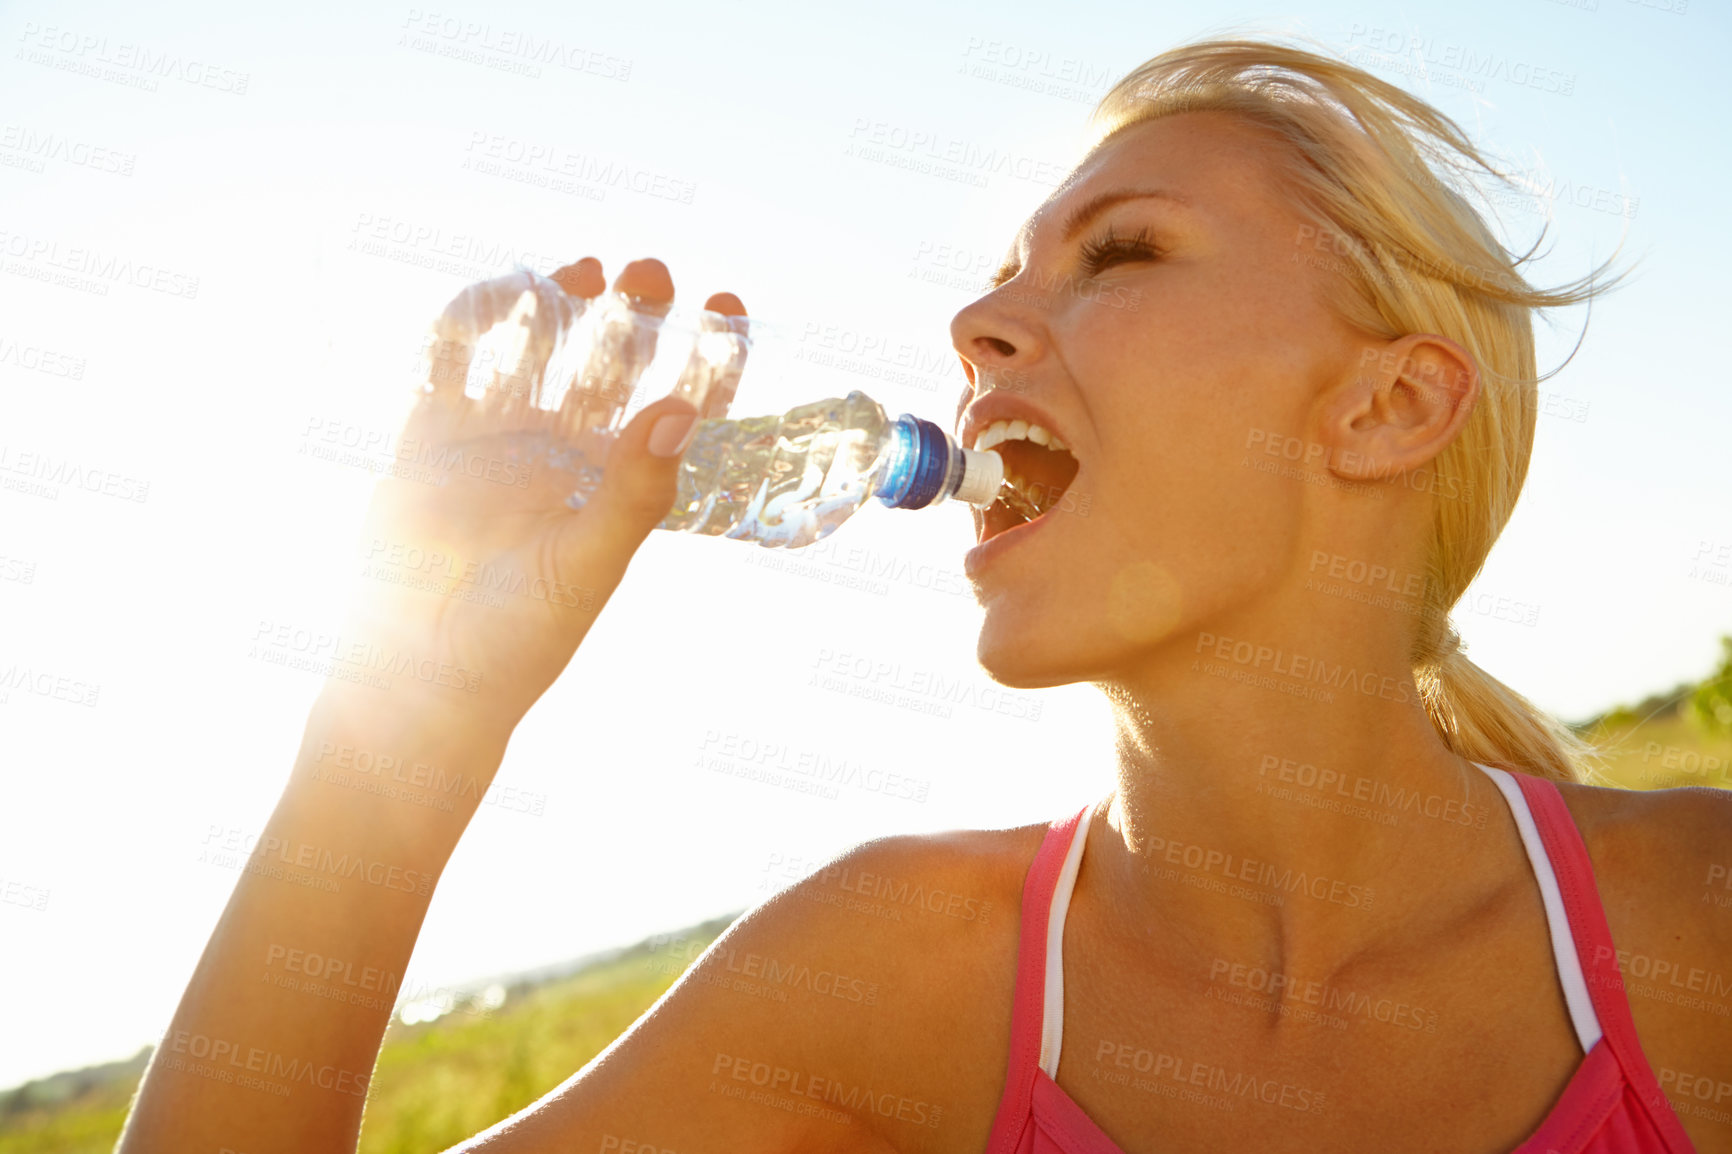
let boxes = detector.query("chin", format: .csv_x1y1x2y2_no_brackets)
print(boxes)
972,555,1193,690
974,612,1088,691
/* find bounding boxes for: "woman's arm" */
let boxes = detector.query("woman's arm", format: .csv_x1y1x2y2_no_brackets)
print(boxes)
115,685,512,1151
115,259,725,1151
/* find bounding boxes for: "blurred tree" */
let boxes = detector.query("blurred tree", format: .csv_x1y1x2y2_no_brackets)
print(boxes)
1687,634,1732,739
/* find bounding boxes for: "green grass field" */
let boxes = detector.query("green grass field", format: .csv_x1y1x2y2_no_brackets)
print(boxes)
1580,709,1732,792
0,924,731,1154
4,673,1728,1153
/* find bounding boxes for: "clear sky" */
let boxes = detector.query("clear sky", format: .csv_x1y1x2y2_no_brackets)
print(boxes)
1,0,1726,1090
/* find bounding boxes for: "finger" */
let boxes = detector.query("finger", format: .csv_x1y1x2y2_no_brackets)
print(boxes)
479,281,537,422
424,279,493,408
609,260,676,409
488,272,575,425
413,276,514,443
573,259,676,437
523,273,580,420
552,257,606,299
672,292,751,419
614,257,675,312
558,392,700,582
539,258,607,435
704,291,746,316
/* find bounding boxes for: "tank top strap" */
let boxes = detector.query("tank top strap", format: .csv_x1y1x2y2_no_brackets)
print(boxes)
984,803,1093,1154
1505,773,1642,1058
1503,770,1699,1146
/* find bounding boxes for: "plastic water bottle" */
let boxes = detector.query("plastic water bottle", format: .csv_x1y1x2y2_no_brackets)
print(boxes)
646,390,1004,549
423,268,1006,550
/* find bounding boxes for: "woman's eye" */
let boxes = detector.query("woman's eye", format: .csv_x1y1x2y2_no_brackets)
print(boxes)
1081,245,1154,273
1078,225,1163,277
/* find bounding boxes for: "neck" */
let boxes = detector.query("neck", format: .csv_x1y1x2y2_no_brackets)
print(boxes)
1090,607,1516,983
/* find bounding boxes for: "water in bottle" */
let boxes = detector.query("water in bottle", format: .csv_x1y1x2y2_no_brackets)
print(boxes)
650,391,1004,549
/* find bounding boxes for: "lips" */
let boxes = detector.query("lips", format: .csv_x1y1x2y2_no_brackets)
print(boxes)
979,496,1030,543
964,479,1068,577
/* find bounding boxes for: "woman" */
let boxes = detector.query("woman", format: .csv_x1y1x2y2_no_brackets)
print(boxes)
117,37,1729,1153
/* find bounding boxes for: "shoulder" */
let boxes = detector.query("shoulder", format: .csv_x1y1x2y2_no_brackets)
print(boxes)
714,819,1047,994
682,818,1054,1145
736,819,1052,1023
774,820,1052,934
1552,780,1732,1061
1554,780,1732,925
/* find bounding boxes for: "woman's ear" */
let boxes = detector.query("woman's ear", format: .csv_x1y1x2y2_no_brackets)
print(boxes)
1318,333,1480,482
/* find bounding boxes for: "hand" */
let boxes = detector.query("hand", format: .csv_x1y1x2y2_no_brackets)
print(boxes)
330,256,744,729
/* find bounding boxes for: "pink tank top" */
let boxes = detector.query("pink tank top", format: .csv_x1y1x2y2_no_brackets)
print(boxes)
983,763,1698,1153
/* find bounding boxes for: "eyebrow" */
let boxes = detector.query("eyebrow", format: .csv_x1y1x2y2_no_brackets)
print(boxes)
988,188,1191,290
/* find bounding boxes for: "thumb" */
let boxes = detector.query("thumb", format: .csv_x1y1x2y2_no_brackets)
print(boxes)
579,394,702,551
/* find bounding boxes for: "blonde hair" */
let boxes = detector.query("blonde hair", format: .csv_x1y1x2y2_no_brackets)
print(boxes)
1089,38,1630,784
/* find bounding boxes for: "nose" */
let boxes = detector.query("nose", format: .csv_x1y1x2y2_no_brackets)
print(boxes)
950,292,1043,376
949,290,1046,427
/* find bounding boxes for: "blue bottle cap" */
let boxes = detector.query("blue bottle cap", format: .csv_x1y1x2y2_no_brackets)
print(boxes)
877,415,949,509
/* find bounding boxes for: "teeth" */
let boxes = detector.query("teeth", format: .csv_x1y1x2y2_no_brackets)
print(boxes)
972,418,1071,455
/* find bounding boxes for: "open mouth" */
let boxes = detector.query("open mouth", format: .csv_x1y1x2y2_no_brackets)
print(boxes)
978,438,1081,544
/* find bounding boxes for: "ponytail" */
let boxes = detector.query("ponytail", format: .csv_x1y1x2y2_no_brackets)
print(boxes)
1417,643,1598,785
